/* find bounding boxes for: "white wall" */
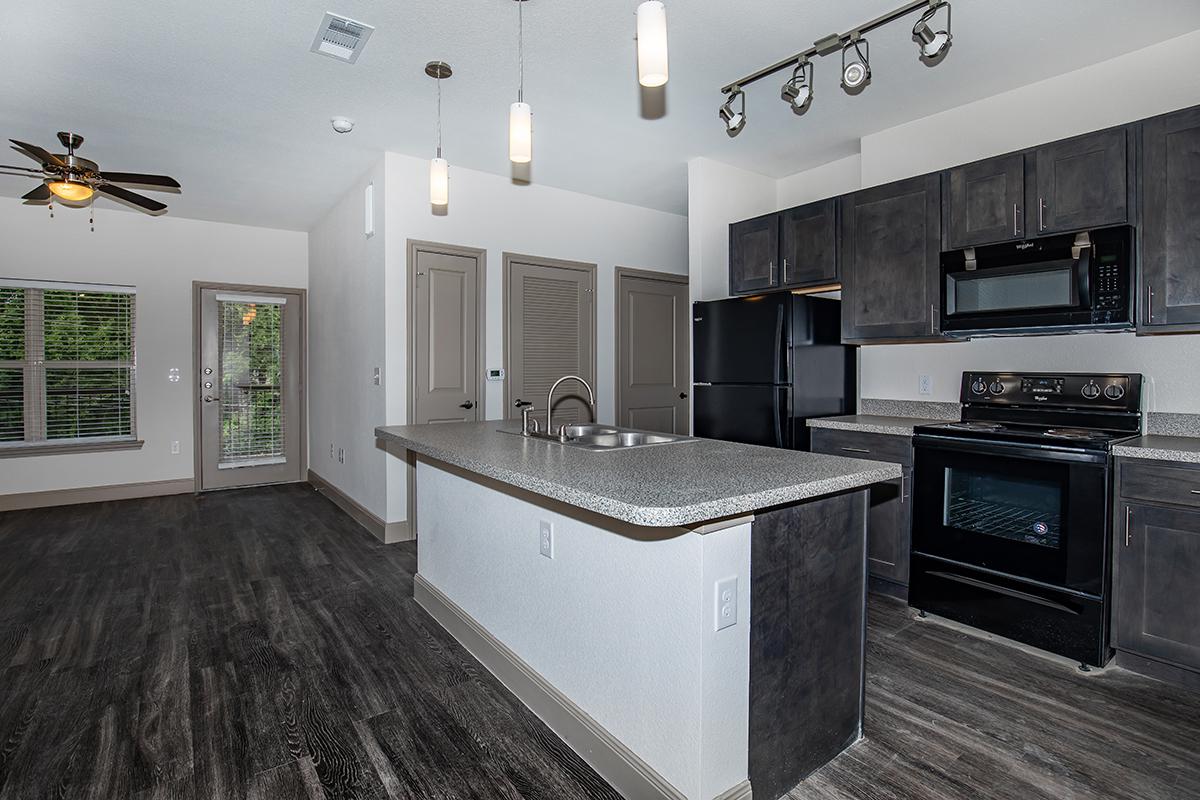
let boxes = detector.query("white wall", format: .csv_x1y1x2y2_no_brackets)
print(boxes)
0,199,307,495
307,159,389,519
686,157,775,303
775,153,861,209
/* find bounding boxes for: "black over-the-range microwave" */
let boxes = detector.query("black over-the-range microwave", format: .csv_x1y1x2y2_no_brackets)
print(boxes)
939,225,1134,337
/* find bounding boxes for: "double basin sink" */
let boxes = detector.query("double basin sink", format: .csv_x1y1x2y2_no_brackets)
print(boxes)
504,423,694,451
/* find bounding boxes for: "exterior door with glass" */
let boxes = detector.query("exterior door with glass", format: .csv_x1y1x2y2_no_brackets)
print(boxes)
195,285,304,490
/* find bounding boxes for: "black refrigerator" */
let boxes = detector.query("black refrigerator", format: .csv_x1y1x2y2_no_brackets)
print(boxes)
693,294,856,450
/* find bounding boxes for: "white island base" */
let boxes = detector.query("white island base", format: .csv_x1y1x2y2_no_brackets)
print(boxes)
411,457,870,800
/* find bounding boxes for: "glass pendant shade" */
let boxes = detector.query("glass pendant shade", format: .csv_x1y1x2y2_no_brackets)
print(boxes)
430,156,449,206
636,1,669,88
509,101,533,164
47,180,94,202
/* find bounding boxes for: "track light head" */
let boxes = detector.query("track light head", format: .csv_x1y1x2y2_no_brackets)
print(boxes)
913,1,952,60
781,59,813,114
719,87,747,137
841,35,871,92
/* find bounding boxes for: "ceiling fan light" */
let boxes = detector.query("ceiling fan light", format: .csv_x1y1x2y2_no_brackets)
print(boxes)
636,0,669,88
47,180,93,202
509,101,533,164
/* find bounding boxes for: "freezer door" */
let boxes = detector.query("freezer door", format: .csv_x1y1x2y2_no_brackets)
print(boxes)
693,295,790,385
693,385,792,448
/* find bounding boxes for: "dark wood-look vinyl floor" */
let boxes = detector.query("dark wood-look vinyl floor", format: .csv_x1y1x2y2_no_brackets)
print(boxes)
0,483,1197,800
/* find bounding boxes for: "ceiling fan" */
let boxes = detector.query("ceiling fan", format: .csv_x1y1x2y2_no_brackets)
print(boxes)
0,131,180,215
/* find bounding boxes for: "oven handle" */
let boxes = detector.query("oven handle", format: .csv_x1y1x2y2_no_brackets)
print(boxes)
914,435,1108,465
926,570,1081,616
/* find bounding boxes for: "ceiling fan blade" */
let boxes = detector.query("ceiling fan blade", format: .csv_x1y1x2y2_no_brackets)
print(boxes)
9,140,67,169
21,184,51,202
97,171,181,189
0,163,45,173
97,183,167,214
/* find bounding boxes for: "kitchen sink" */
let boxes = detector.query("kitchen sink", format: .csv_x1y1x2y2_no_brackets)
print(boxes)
500,424,695,451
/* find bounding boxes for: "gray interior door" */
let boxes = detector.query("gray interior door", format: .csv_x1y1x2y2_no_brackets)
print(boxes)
197,287,304,490
505,255,596,429
616,270,689,434
413,247,481,424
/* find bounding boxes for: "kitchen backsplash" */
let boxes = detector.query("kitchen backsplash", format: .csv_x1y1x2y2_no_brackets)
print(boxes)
1145,413,1200,438
859,398,960,420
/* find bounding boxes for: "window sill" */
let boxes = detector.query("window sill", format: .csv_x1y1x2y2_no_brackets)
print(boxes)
0,438,145,459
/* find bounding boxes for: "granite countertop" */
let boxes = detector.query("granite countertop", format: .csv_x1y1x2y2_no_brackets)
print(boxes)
1112,435,1200,465
375,422,901,528
807,415,949,436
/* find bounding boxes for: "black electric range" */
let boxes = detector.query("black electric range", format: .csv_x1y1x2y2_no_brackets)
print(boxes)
909,372,1143,668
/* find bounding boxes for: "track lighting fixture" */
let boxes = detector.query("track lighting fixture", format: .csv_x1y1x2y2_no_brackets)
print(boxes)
719,87,746,137
509,0,533,164
912,0,952,60
426,61,452,207
841,34,870,91
636,1,669,88
781,58,813,113
717,0,957,135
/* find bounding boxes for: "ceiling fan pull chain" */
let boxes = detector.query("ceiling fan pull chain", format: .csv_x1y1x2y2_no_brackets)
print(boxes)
48,201,54,220
90,207,95,233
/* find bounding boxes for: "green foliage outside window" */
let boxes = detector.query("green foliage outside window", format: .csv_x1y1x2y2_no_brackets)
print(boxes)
220,302,284,460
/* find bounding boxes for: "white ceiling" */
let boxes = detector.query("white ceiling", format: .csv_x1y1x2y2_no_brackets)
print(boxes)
2,1,1199,231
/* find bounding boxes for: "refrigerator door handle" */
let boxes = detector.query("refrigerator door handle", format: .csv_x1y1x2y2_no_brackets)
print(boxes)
773,304,785,385
772,389,784,448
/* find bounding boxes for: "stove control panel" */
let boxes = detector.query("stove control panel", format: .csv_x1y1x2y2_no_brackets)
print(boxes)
960,372,1142,413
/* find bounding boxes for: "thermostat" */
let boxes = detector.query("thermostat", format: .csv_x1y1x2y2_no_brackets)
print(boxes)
486,368,505,382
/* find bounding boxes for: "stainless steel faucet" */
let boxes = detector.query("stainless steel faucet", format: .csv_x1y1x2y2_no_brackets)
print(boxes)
546,375,596,440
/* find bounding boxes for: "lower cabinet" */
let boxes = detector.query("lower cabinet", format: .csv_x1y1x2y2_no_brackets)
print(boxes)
1114,459,1200,682
810,427,913,596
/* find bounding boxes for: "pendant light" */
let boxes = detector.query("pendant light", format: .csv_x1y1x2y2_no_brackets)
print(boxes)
509,0,533,164
636,1,669,88
426,61,452,207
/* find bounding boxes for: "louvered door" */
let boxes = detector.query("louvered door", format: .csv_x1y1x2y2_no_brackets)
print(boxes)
504,255,597,430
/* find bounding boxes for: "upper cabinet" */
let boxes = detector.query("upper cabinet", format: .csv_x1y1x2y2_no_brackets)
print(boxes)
1033,128,1129,235
780,199,839,288
946,153,1026,248
1140,105,1200,332
840,174,942,342
729,213,780,295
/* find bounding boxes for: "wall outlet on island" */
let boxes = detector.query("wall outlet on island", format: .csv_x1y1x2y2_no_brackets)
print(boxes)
918,374,933,396
714,576,738,632
539,521,554,559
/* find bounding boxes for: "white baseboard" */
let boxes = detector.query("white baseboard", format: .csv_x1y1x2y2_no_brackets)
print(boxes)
415,574,752,800
308,468,412,543
0,477,194,512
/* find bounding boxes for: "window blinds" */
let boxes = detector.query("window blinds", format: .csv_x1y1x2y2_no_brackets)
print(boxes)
0,280,137,446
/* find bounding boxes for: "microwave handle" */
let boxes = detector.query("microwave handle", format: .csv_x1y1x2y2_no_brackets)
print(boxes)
1075,245,1092,306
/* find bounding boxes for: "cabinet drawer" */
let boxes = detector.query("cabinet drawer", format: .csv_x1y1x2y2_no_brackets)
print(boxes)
1119,461,1200,510
810,428,912,466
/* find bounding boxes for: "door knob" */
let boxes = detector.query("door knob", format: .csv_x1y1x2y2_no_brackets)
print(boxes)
679,392,688,399
459,401,475,410
203,395,220,403
515,399,532,408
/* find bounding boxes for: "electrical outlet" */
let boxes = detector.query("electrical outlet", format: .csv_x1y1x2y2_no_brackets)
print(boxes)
372,367,381,386
714,576,738,631
539,520,554,559
170,440,180,455
918,374,933,396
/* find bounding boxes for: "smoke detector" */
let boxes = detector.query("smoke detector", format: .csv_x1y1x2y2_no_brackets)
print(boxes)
310,12,375,64
331,117,355,134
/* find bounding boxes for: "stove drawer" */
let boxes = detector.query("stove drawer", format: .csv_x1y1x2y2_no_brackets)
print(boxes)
810,428,912,466
1119,460,1200,510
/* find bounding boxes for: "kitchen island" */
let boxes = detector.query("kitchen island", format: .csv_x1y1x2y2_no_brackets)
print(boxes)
375,421,900,800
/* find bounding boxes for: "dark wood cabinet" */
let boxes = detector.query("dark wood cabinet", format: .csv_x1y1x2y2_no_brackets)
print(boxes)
1114,459,1200,683
1033,127,1129,235
810,427,913,596
729,214,780,295
1140,105,1200,331
780,198,838,288
946,153,1026,248
839,174,942,342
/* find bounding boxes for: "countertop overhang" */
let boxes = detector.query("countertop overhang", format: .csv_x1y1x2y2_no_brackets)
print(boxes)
375,422,900,527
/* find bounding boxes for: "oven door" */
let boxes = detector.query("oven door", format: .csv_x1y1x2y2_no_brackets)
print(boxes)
912,436,1109,596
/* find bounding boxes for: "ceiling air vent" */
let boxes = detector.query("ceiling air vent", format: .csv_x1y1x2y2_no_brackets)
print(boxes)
310,12,375,64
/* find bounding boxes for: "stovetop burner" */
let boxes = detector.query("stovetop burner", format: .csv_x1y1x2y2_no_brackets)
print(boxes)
1044,428,1109,441
945,422,1003,432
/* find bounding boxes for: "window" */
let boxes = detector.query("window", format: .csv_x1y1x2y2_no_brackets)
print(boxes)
0,279,139,455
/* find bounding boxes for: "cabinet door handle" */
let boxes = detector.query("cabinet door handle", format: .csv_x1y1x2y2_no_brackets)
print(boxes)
899,472,907,504
1146,284,1154,324
769,260,777,285
1124,506,1132,547
840,447,871,454
1191,490,1200,496
1038,198,1047,232
1013,203,1020,236
782,258,788,283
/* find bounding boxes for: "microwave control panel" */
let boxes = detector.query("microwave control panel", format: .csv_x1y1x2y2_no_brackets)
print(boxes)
1091,251,1130,323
